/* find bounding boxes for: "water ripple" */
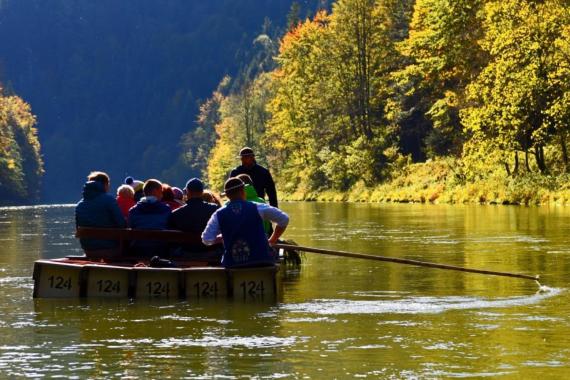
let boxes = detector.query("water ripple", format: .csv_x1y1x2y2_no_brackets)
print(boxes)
283,287,563,315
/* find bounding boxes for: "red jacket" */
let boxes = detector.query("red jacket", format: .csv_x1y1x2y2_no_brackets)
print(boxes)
117,195,136,219
164,200,182,211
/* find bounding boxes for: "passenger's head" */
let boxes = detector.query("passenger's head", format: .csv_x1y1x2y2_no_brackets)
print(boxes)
223,177,245,201
143,179,163,200
117,184,134,199
185,178,204,199
87,171,110,192
132,180,144,193
238,147,255,168
172,187,184,201
162,184,174,202
202,189,222,206
236,173,254,185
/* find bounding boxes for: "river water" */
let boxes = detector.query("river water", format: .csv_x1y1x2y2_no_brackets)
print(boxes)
0,203,569,378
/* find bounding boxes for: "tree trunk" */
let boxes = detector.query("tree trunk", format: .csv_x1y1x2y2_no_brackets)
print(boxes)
524,149,531,172
560,133,569,172
535,145,547,174
504,162,511,177
513,151,519,175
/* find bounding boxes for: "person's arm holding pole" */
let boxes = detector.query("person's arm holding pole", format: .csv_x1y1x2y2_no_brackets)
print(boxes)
256,203,289,246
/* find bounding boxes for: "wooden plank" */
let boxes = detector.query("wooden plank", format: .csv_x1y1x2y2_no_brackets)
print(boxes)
33,261,83,298
229,266,278,300
84,265,130,298
184,267,228,299
134,268,181,298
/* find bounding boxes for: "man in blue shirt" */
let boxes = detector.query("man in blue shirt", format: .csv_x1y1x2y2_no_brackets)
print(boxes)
128,179,171,257
201,177,289,268
75,171,126,258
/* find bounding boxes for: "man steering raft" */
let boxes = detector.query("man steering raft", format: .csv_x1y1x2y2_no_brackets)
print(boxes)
201,177,289,268
229,147,278,207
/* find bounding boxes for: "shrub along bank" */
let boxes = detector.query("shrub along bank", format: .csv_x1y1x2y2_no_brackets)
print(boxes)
280,159,570,206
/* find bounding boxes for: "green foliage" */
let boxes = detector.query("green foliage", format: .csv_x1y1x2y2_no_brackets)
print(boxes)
181,77,229,180
394,0,485,159
0,88,43,204
206,73,275,191
191,0,570,203
462,0,570,175
264,0,410,191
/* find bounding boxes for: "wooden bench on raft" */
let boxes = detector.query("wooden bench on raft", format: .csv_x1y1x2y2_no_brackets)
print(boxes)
32,227,280,300
75,226,210,259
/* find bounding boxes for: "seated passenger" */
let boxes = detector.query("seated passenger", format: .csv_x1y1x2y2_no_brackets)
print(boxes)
128,179,171,257
162,184,182,210
132,180,144,202
172,187,185,207
201,189,222,206
75,171,126,258
201,178,289,268
116,184,136,220
168,178,220,257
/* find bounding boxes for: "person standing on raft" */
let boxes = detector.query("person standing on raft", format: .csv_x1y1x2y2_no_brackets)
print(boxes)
229,147,278,207
201,178,289,268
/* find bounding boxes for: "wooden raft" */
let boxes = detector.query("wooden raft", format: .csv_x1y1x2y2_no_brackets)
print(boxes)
32,227,280,300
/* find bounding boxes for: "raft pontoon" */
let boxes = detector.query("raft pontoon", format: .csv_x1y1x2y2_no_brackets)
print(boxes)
33,227,281,300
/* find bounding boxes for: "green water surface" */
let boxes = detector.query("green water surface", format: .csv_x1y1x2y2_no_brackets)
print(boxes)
0,203,569,378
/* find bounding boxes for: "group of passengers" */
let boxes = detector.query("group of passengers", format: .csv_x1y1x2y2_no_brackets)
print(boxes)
75,147,289,268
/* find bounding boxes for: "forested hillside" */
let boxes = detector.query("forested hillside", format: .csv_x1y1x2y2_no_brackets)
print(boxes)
194,0,570,205
0,87,43,204
0,0,321,202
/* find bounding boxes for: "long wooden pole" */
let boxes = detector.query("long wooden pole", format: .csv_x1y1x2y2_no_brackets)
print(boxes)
275,244,540,282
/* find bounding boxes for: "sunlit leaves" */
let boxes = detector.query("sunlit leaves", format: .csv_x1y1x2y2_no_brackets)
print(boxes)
0,88,43,203
462,0,570,174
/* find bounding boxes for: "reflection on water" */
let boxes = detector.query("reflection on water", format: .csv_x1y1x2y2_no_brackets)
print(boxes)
1,203,570,377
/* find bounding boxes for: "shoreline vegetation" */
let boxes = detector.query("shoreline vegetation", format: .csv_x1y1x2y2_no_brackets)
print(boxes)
280,159,570,206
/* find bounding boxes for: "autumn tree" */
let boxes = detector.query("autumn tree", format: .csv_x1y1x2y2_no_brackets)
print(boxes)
0,87,43,204
462,0,570,175
207,73,274,190
394,0,486,160
267,0,408,192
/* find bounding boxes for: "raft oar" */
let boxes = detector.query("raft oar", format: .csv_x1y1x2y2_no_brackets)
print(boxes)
274,243,540,282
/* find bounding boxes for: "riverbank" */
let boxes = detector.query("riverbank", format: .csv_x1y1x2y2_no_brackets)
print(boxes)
281,159,570,206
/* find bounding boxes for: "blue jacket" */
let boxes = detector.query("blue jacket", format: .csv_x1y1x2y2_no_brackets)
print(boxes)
128,197,171,256
75,181,126,251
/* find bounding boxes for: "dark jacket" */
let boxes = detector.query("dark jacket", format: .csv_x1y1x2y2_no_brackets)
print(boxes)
229,162,278,207
128,197,171,256
168,198,219,252
75,181,126,251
